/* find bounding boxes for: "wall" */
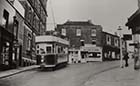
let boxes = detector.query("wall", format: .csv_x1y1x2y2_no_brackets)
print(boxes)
56,24,103,49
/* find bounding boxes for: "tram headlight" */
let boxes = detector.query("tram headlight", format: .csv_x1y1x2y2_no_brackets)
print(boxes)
41,59,44,62
41,56,44,62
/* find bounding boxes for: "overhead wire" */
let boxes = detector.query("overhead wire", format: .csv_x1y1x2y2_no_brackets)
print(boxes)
49,0,56,29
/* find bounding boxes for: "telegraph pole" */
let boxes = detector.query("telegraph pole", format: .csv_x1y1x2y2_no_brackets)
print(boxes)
118,26,123,68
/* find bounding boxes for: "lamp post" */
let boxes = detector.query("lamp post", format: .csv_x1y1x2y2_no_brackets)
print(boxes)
118,26,123,68
13,16,19,68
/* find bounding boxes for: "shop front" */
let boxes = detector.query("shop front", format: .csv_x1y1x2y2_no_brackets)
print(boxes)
81,46,103,62
102,45,120,61
0,27,14,70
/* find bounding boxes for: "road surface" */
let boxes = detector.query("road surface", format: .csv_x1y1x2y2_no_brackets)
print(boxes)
0,61,119,86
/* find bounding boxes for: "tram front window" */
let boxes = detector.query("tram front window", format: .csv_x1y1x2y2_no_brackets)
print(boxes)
44,54,56,65
46,46,52,53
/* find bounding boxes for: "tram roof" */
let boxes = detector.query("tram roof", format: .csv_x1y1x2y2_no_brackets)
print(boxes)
36,35,69,45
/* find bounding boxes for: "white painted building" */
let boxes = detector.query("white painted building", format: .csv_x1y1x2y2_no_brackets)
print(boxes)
68,44,102,64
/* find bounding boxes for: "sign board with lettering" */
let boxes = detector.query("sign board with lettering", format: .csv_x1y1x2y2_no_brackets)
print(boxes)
81,46,102,62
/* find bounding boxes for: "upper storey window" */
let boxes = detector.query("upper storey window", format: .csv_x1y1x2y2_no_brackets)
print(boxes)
61,28,66,36
76,29,81,36
91,29,96,36
2,9,9,28
106,35,111,45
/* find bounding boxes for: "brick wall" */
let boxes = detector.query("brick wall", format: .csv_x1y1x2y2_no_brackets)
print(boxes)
56,21,103,49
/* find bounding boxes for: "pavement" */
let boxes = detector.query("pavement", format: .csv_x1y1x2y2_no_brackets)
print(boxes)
0,65,39,79
85,59,140,86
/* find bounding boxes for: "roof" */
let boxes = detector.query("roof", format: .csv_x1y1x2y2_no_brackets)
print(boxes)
126,9,140,27
36,35,69,45
102,31,119,38
63,20,94,26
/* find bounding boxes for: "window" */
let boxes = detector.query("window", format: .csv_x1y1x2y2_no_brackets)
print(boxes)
36,45,39,49
2,9,9,28
61,28,66,36
75,51,78,54
2,18,6,27
13,19,19,37
46,46,51,53
114,38,118,47
58,47,61,53
92,40,96,45
106,35,111,45
80,40,84,46
92,36,96,40
88,52,101,58
91,29,96,36
37,50,39,54
76,29,81,36
27,34,31,51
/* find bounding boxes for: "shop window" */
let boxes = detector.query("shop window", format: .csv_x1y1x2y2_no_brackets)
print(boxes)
2,9,9,28
2,42,10,65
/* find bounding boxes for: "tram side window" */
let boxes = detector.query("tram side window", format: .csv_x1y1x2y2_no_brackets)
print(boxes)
37,50,39,54
46,46,51,53
58,47,61,53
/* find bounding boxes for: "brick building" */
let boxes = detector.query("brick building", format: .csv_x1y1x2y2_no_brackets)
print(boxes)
0,0,48,70
55,20,127,63
0,0,25,70
18,0,48,66
56,20,103,63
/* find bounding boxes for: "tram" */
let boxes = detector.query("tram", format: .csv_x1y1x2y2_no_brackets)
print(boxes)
36,36,69,69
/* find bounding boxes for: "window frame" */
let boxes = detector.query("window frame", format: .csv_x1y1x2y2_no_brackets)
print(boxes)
61,28,66,36
2,9,9,28
76,28,81,36
91,29,96,36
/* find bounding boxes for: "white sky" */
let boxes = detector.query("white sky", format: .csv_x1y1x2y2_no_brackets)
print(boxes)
47,0,138,34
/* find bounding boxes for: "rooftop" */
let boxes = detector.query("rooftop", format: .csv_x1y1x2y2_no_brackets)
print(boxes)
63,20,94,26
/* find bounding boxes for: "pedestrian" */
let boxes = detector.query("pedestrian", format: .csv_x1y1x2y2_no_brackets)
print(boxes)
123,52,129,67
133,49,139,70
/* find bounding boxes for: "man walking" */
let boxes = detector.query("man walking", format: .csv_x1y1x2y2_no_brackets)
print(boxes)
133,49,139,70
123,52,129,67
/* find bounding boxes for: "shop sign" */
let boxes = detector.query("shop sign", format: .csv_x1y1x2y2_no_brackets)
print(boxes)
81,47,102,52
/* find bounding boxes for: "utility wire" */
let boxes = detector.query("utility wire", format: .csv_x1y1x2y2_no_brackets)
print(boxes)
49,0,56,28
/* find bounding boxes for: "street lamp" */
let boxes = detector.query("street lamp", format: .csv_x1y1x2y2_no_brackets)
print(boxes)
118,26,123,68
12,16,19,68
